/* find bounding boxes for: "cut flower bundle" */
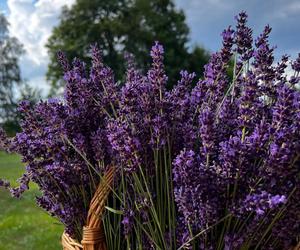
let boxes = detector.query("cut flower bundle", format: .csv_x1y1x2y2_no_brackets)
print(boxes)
1,12,300,250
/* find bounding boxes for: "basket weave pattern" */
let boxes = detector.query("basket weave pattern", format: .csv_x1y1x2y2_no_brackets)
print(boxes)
62,167,115,250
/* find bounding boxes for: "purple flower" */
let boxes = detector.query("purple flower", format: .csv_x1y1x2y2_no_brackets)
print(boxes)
237,71,261,128
221,26,235,61
237,191,286,216
199,107,216,157
107,119,142,173
234,11,253,60
292,53,300,72
122,209,135,238
147,41,168,95
0,179,10,188
57,50,70,72
0,128,11,151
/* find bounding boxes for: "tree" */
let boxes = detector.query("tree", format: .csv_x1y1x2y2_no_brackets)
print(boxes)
0,13,24,133
46,0,210,93
19,83,41,103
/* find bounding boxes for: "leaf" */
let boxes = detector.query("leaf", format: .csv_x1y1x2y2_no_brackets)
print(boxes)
105,206,123,215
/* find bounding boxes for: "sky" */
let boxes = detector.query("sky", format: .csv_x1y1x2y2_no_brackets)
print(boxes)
0,0,299,96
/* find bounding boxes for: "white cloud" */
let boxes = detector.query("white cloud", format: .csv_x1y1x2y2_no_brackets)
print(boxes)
27,74,51,95
281,1,300,17
266,0,300,20
176,0,232,10
7,0,75,95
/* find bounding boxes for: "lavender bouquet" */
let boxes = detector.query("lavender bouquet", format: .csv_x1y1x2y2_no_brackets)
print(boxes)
1,12,300,250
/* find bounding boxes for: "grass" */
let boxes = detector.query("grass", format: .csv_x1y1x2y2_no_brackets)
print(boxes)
0,151,63,250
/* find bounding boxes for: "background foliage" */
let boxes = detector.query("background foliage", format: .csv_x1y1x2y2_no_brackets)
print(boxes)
46,0,210,94
0,13,23,134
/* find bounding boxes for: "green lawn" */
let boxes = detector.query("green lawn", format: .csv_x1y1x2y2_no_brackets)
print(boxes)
0,152,63,250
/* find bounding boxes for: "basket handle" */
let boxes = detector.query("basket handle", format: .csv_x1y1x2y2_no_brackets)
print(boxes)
62,167,115,250
81,167,115,250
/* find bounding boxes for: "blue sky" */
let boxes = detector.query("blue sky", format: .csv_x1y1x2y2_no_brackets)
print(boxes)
176,0,300,59
1,0,300,95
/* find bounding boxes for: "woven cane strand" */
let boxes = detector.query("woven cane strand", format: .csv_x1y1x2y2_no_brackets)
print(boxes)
61,167,115,250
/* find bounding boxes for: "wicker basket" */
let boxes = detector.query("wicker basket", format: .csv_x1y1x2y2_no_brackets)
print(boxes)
61,167,115,250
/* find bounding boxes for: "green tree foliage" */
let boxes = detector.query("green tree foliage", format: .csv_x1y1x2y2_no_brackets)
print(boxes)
1,82,42,136
46,0,210,93
19,83,41,103
0,13,24,133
